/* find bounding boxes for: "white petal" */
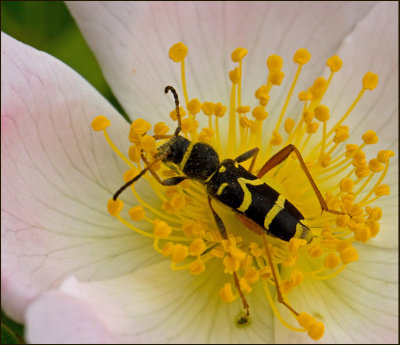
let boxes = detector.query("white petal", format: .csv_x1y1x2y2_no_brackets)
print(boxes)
25,290,115,344
275,245,398,344
66,2,377,123
55,262,274,343
1,33,160,322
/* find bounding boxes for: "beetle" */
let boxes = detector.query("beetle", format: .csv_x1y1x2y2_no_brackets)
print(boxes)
113,85,345,322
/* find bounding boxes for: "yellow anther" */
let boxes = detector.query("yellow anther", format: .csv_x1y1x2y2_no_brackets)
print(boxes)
288,238,307,253
362,130,378,144
293,48,311,65
354,165,370,179
375,184,390,197
153,219,172,238
255,85,270,105
130,118,151,135
266,54,283,71
231,47,248,62
107,198,123,216
214,102,228,117
339,177,354,193
362,72,379,90
336,240,350,253
306,122,319,134
367,206,382,221
345,144,359,157
354,224,371,243
324,252,340,269
220,283,237,303
270,130,283,145
298,91,308,101
249,242,263,257
333,126,350,143
229,67,241,84
270,70,285,86
239,277,253,293
202,101,215,116
368,158,384,172
187,98,202,114
162,242,174,257
314,104,330,122
237,105,251,114
189,238,207,256
290,270,304,286
367,220,380,237
170,193,186,209
353,150,366,162
297,312,315,329
229,246,246,261
326,55,343,72
91,115,110,131
259,266,272,280
189,259,206,275
128,145,141,162
169,106,187,121
339,246,359,264
154,122,169,135
239,116,253,129
244,266,260,284
377,150,395,163
198,127,214,143
284,118,295,133
336,214,350,227
181,118,194,134
320,153,331,168
308,321,325,341
210,247,225,258
308,244,323,258
302,110,314,123
171,244,188,263
129,205,145,221
169,42,188,63
310,77,328,99
141,135,156,153
223,255,240,274
252,106,269,121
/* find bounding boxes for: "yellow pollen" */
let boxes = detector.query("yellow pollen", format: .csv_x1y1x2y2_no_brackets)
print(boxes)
362,72,379,90
214,102,228,117
91,115,110,131
324,253,340,269
229,68,241,84
252,106,269,121
107,198,123,216
362,130,379,144
237,105,251,114
267,54,283,71
129,205,145,221
130,118,151,136
128,145,141,162
314,105,330,122
162,242,174,257
339,246,359,264
187,98,202,115
169,42,188,63
189,259,206,275
153,219,172,238
326,55,343,72
189,239,207,256
270,70,285,86
231,47,248,62
244,266,260,284
171,244,189,263
141,134,156,153
220,283,238,303
154,122,169,135
170,106,187,121
293,48,311,65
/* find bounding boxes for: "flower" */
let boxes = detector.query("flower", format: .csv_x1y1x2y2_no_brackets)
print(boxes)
1,2,398,343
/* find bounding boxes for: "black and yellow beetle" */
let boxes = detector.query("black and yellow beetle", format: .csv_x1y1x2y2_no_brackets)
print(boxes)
113,85,345,321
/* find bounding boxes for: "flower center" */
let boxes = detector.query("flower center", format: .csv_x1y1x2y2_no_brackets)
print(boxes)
92,42,393,341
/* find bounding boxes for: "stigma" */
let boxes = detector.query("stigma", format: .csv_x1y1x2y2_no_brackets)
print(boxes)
92,42,393,341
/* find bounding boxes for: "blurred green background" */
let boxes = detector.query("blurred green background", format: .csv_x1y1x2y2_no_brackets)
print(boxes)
1,1,126,343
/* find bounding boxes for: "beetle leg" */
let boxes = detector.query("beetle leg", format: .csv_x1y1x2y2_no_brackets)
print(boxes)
207,196,250,318
258,144,345,216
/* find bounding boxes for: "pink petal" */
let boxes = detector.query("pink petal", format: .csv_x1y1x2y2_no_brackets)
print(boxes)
25,290,115,344
1,33,160,322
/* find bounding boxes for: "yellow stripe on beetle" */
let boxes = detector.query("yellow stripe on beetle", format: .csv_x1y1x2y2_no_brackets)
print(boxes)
264,195,286,229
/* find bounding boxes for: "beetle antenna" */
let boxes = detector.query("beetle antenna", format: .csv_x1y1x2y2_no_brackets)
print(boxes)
113,153,168,200
165,86,181,137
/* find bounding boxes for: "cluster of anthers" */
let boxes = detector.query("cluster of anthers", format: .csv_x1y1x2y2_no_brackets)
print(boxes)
92,42,393,340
